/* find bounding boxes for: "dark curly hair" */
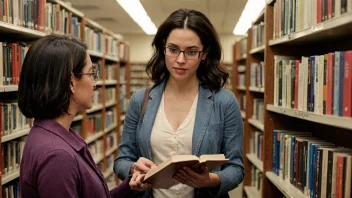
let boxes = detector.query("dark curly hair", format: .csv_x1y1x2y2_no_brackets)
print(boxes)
146,8,229,90
18,34,88,119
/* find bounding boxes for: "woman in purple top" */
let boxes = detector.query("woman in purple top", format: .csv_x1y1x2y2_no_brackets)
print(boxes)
17,34,151,198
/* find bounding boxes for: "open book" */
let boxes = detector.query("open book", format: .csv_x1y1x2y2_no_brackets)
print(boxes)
143,154,229,189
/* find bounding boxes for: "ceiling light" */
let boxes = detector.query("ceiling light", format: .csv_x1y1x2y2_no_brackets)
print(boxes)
233,0,266,35
116,0,157,35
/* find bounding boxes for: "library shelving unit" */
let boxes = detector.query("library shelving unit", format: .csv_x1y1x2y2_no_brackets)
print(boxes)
130,63,153,94
0,0,127,194
222,62,233,91
117,42,130,139
235,0,352,198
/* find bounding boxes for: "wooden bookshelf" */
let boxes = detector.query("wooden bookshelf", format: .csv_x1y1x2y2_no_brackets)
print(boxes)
242,1,352,198
269,13,352,46
248,119,264,131
233,9,266,197
246,153,264,172
266,172,307,198
244,186,262,198
249,45,265,55
0,0,129,190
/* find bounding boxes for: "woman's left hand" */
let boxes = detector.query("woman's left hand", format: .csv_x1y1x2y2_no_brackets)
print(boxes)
173,166,220,188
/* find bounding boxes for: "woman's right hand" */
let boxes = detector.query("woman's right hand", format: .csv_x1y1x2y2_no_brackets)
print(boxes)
130,157,157,174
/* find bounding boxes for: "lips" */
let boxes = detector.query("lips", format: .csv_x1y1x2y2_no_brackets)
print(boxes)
173,67,187,74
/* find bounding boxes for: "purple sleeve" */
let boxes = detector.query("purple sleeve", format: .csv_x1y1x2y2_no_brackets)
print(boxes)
37,150,79,198
109,178,132,198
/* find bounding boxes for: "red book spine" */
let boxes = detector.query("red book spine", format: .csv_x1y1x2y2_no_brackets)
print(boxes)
328,0,332,19
327,53,334,115
335,155,344,198
294,60,300,109
317,0,322,23
343,51,352,117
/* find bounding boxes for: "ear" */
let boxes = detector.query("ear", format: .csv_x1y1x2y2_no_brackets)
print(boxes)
70,74,76,94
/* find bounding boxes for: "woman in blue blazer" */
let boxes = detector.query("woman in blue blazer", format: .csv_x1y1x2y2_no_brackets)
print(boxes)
114,9,244,198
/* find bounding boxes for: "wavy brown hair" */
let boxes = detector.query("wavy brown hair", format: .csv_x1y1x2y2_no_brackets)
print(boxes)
146,8,229,91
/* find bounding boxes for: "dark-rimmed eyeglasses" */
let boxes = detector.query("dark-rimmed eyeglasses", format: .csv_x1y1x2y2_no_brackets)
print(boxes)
74,71,99,83
164,47,203,60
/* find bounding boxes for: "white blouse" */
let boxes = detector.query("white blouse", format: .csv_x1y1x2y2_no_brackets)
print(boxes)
150,92,198,198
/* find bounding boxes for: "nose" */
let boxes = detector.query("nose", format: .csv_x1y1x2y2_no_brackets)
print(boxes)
176,51,186,64
93,82,96,89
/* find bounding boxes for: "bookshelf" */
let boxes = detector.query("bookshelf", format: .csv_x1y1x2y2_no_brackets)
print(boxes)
233,9,266,197
0,0,129,193
235,1,352,197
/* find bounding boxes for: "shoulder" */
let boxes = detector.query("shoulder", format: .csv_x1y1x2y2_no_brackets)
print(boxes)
25,126,76,159
212,88,238,104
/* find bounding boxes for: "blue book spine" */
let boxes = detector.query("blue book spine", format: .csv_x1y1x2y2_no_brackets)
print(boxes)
273,131,277,173
339,52,344,116
333,52,340,116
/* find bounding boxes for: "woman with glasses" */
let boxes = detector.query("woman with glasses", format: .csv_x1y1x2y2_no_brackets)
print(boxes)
18,34,150,198
115,9,244,198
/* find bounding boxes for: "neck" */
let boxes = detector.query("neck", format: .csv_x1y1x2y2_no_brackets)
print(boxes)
165,76,199,96
55,106,76,131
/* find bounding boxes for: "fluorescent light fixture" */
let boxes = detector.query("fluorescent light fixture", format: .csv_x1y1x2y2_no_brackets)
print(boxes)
233,0,266,35
116,0,157,35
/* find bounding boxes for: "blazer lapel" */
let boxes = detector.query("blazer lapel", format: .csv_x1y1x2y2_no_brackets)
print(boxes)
192,86,213,156
139,81,165,160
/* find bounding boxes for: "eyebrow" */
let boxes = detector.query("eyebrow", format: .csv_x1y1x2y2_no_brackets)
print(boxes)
166,43,200,49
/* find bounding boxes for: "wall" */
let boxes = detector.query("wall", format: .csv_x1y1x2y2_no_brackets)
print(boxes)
123,34,240,64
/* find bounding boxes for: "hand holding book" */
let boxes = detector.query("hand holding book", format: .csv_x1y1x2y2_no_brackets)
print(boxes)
142,154,229,189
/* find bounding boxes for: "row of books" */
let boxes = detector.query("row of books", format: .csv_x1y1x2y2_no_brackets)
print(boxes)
251,22,265,49
88,139,103,162
273,51,352,117
272,130,352,198
92,88,102,106
0,0,120,56
46,2,80,38
0,102,30,137
250,62,265,88
273,0,352,39
252,98,264,124
2,181,20,198
0,42,28,86
105,108,117,130
250,131,264,161
251,166,263,194
238,94,246,113
105,131,117,150
86,113,103,137
105,64,117,80
118,43,129,61
106,87,116,103
238,73,245,88
240,38,247,57
1,137,26,176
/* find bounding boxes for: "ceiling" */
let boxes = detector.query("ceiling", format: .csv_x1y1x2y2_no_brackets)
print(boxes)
66,0,247,36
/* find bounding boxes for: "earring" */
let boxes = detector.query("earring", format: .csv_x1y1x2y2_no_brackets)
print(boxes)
70,85,75,93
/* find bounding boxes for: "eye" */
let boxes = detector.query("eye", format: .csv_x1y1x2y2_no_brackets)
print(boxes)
186,50,197,55
169,47,179,53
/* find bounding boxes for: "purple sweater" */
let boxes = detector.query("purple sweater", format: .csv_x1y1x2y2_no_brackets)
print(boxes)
20,119,131,198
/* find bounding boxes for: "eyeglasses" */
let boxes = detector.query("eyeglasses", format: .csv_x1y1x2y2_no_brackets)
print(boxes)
74,71,100,83
164,47,203,60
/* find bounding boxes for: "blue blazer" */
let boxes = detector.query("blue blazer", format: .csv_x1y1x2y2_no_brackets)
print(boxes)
114,80,244,198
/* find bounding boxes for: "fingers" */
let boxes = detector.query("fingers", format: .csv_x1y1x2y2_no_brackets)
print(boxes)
133,157,157,174
129,173,152,192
